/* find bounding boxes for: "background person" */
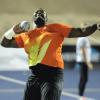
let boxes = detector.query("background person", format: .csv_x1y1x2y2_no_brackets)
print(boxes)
76,36,93,100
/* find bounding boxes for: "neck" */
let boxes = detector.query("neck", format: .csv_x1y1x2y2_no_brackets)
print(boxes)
36,24,45,28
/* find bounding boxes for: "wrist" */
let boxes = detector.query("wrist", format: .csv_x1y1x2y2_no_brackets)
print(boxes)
97,24,100,31
4,26,15,39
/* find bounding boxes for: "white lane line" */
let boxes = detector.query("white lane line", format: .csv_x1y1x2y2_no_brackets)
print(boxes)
62,91,96,100
0,75,96,100
0,89,24,93
0,75,26,85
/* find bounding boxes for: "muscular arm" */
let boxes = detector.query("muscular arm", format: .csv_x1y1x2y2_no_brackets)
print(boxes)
68,24,97,38
1,21,30,48
0,24,20,48
1,37,19,48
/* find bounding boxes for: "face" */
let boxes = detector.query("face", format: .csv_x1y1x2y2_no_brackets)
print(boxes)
33,9,47,27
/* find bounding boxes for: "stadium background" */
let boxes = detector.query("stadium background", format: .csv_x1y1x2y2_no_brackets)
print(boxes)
0,0,100,70
0,1,100,100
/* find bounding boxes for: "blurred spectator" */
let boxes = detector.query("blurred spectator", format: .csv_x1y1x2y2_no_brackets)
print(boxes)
76,35,93,100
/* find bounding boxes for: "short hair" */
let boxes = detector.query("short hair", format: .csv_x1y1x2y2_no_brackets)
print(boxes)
33,8,47,22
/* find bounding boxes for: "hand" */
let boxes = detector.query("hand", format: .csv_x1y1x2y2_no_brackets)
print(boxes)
13,24,22,34
87,62,93,70
13,21,30,34
97,24,100,31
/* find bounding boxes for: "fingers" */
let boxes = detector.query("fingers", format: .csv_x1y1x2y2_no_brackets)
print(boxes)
97,24,100,31
13,21,30,34
13,23,24,34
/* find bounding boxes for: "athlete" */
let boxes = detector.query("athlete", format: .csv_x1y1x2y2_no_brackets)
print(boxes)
76,37,93,100
0,8,99,100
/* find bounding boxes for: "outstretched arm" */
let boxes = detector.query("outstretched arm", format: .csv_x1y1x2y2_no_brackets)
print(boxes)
68,24,98,38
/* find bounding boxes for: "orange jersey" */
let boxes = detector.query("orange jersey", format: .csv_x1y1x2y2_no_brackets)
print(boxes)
15,23,72,69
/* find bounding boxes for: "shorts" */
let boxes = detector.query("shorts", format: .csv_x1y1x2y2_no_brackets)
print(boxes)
23,63,64,100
